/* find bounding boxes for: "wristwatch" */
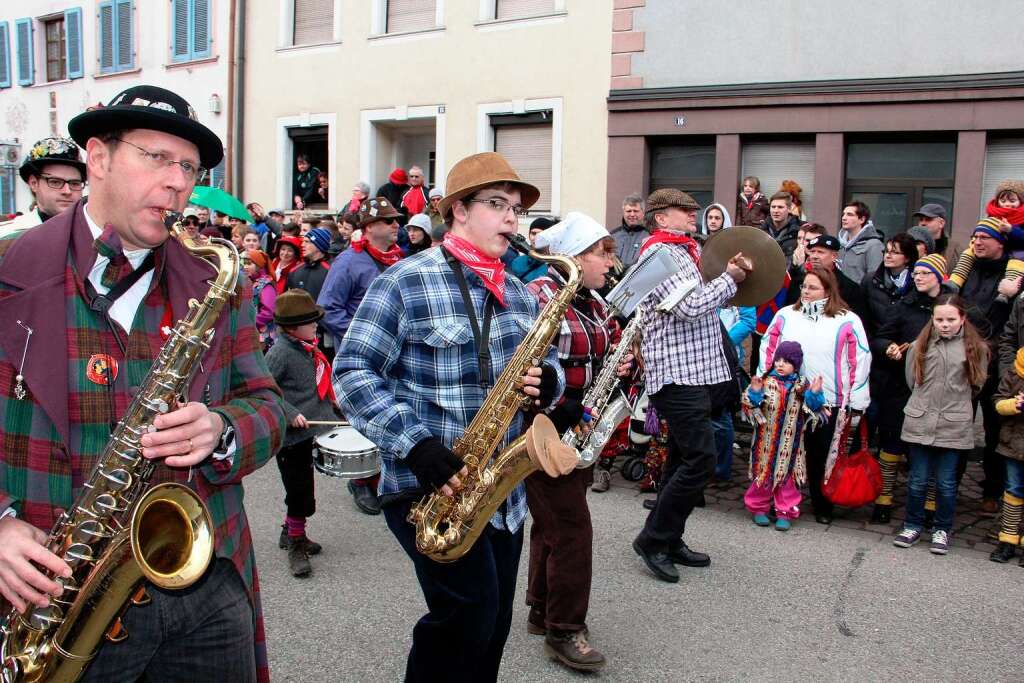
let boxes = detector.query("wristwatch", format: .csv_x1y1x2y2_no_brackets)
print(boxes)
213,423,235,456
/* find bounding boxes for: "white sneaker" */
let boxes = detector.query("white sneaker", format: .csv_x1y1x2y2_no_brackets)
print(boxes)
930,530,949,555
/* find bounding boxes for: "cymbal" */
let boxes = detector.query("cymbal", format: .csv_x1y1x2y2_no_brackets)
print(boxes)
700,226,787,307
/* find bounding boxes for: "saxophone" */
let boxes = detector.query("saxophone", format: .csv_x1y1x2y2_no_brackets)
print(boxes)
561,306,645,468
0,219,236,682
408,234,583,563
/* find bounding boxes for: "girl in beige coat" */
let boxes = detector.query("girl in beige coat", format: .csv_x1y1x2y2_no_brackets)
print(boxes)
894,294,989,555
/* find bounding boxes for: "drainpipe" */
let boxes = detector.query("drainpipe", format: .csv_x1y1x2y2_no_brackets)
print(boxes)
224,0,235,192
233,0,247,199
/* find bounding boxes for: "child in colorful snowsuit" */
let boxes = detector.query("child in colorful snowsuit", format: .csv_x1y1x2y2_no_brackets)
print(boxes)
741,341,825,531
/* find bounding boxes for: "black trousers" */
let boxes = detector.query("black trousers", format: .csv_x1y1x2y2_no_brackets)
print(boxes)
383,499,523,683
276,437,316,519
975,374,1006,499
639,384,716,551
803,411,839,517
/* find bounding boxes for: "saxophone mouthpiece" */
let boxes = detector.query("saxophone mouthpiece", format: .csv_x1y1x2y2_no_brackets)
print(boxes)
506,233,532,255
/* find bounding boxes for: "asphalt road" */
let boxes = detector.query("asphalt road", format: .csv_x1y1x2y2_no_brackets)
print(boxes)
247,464,1020,682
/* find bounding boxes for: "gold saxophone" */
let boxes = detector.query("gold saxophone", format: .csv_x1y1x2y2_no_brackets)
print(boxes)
408,234,583,563
0,218,237,682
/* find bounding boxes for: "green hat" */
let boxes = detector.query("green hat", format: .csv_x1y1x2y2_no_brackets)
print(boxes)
273,289,324,327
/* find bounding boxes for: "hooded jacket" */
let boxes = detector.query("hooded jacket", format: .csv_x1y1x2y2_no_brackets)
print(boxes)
700,203,733,239
838,220,884,283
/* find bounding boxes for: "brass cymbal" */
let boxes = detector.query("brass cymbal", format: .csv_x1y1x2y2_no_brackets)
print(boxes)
700,226,787,307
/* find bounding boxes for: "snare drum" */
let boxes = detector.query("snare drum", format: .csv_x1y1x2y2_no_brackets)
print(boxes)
312,425,381,479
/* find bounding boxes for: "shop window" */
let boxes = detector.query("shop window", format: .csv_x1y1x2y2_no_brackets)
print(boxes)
649,140,715,229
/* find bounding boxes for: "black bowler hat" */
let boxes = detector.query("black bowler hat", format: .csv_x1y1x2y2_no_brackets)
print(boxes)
19,136,86,182
68,85,223,169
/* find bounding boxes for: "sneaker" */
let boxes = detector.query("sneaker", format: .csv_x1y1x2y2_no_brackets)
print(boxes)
893,528,922,548
544,629,606,672
288,538,312,577
752,513,770,527
591,469,611,493
930,530,949,555
775,518,791,532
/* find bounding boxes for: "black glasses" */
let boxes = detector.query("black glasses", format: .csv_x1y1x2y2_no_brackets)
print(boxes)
468,197,527,218
113,138,208,182
38,174,86,191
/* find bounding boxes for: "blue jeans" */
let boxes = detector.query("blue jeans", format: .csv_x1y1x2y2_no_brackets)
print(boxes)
1006,457,1024,499
905,445,961,533
711,411,734,480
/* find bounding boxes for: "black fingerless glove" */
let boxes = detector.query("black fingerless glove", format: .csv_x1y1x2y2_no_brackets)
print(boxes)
536,363,559,407
547,398,584,433
405,437,464,490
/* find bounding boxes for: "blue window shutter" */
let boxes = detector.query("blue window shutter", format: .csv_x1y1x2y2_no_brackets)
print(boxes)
192,0,211,59
171,0,189,62
115,0,133,70
65,8,84,79
14,18,32,86
99,2,114,73
0,23,11,89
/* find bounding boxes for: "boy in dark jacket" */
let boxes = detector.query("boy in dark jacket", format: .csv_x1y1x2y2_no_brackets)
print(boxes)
265,290,344,577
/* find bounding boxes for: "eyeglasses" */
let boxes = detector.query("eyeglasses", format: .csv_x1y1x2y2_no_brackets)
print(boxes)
38,174,86,191
113,138,208,183
468,197,527,218
884,248,904,256
912,270,935,278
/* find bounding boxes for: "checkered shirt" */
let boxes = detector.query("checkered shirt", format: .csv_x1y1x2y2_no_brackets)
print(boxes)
333,247,565,533
640,243,738,392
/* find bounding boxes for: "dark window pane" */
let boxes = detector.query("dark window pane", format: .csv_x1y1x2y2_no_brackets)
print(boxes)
651,144,715,180
849,192,908,240
846,142,956,180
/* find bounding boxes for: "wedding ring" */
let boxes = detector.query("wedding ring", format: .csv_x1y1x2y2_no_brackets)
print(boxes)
187,438,193,452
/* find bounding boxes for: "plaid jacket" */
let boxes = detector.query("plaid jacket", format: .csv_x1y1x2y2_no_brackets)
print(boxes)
0,203,285,682
333,246,564,533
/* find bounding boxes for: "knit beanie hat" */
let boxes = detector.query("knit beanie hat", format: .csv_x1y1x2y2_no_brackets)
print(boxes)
974,217,1008,244
772,341,803,371
906,226,935,255
914,253,948,281
389,168,408,184
246,249,270,272
306,227,331,255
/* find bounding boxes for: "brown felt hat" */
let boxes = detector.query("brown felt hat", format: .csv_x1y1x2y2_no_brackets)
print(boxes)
646,188,700,213
273,289,324,327
438,152,540,221
358,196,401,228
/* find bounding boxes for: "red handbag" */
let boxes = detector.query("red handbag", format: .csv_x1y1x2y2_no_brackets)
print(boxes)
822,420,883,507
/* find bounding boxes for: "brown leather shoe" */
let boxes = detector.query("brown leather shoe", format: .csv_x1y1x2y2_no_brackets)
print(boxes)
544,629,606,672
288,538,312,578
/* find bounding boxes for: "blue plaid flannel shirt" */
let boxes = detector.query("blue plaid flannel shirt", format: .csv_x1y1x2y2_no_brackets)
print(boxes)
333,247,565,533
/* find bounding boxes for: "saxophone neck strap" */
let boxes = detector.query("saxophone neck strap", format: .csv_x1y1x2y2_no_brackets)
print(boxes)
442,247,495,388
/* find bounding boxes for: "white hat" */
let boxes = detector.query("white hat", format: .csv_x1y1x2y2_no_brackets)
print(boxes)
533,212,610,257
407,213,432,232
428,187,444,199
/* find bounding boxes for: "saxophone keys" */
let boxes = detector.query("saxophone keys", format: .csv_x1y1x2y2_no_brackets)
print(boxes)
130,586,151,606
104,618,128,643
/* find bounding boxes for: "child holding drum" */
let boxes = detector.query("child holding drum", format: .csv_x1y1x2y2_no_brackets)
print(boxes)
265,289,345,577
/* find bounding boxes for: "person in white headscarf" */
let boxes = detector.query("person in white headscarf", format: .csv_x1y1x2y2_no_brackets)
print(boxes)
699,202,733,240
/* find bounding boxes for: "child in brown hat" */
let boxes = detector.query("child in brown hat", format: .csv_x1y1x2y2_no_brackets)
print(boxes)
264,289,344,577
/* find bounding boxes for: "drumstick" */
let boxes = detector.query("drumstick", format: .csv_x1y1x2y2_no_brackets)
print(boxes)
304,420,350,426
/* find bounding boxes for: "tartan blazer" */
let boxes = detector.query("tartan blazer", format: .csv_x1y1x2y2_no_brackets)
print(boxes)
0,202,285,681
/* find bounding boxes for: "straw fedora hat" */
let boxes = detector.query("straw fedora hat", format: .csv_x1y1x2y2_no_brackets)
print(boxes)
438,152,540,220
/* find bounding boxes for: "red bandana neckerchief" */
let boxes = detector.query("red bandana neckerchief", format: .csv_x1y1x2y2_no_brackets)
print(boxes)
986,200,1024,227
442,232,506,306
639,229,701,267
351,239,403,267
291,333,335,401
402,187,427,215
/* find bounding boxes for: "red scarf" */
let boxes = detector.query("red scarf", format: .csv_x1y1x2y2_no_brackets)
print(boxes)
346,197,362,213
986,200,1024,227
402,187,427,215
639,230,701,267
292,333,335,401
443,232,506,306
352,239,403,267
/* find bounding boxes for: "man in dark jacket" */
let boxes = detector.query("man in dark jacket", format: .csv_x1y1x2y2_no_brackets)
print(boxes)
401,165,431,218
786,235,867,322
760,191,802,263
292,154,320,209
376,168,409,222
959,222,1023,510
610,193,650,268
287,227,333,359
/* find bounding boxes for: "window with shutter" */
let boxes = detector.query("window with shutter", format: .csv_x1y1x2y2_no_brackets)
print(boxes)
495,0,555,20
99,1,133,73
45,17,67,82
982,138,1024,213
293,0,334,46
172,0,212,62
0,22,11,89
115,0,132,70
99,2,113,72
64,8,83,79
387,0,435,33
14,18,32,86
494,122,553,212
741,141,816,220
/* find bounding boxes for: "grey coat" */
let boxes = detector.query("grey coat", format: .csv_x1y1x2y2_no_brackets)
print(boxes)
901,329,983,451
265,332,343,447
839,221,884,284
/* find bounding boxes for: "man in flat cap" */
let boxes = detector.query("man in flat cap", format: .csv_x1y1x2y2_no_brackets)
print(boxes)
0,136,87,237
0,85,284,682
630,188,749,584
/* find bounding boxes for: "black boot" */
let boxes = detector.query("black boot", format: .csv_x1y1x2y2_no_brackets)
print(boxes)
870,505,892,525
348,480,381,515
990,542,1017,564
